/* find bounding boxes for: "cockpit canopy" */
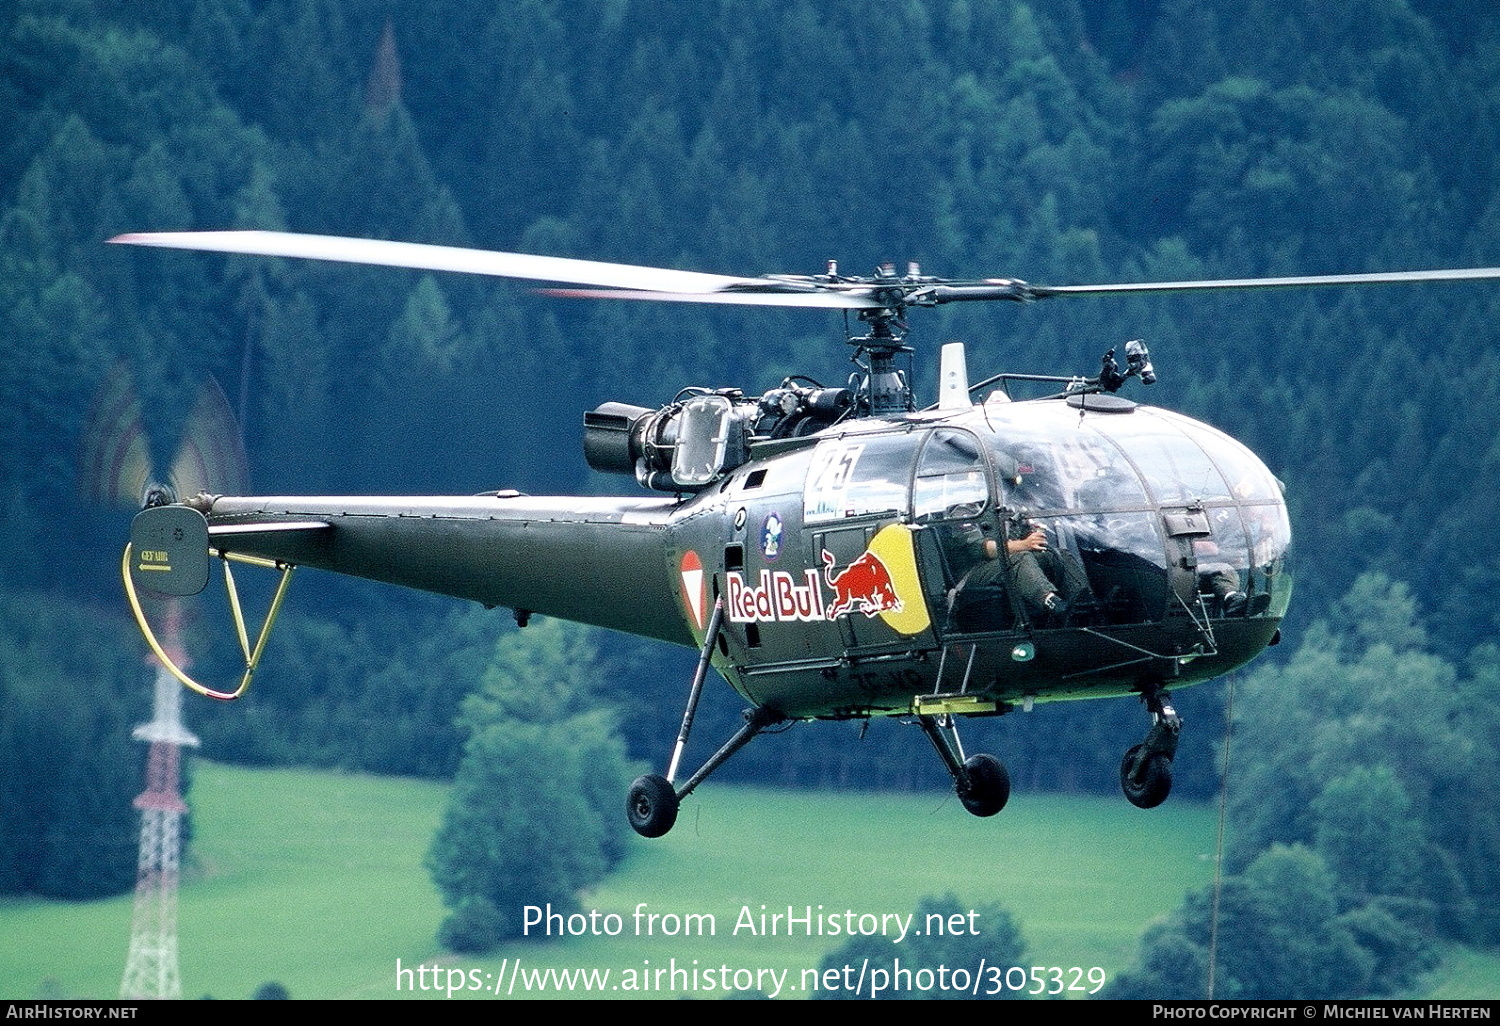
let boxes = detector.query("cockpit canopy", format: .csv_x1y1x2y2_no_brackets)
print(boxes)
805,399,1291,631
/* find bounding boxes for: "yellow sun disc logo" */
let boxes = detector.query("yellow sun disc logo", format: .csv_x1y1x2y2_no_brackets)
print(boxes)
865,524,930,636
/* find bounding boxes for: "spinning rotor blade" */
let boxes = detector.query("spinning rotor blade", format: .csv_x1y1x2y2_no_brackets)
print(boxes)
110,230,772,295
78,366,247,507
537,287,885,309
111,230,1500,313
79,365,152,506
1029,266,1500,298
169,378,248,500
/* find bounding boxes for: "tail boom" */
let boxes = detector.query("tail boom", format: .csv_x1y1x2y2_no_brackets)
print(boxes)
183,493,695,647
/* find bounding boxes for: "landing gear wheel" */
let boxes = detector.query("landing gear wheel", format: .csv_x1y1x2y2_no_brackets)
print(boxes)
1120,745,1172,809
626,774,679,838
958,753,1011,817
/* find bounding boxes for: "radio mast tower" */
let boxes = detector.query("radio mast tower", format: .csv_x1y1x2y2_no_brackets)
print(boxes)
121,602,198,1001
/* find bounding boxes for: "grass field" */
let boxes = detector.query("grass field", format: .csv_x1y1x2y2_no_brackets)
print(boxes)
1,761,1495,1000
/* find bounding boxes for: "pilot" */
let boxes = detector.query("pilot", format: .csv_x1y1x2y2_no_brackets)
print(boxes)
1001,451,1093,620
938,507,1015,632
1007,449,1065,510
1006,519,1091,618
944,515,1090,629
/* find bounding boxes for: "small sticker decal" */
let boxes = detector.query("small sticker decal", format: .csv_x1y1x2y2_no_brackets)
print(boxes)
761,512,783,560
804,442,864,522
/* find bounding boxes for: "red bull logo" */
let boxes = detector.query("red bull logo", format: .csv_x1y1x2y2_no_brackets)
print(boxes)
721,524,930,635
822,549,901,618
726,568,827,623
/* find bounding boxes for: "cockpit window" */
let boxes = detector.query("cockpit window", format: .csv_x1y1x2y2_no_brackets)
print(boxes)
913,429,989,521
986,414,1149,512
950,401,1292,629
1093,414,1232,505
804,433,914,523
1154,410,1284,503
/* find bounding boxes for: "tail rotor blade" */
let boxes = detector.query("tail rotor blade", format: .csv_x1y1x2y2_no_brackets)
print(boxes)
169,377,248,500
78,364,153,506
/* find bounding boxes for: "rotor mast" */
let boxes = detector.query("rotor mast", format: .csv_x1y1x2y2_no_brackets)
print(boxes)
844,261,919,416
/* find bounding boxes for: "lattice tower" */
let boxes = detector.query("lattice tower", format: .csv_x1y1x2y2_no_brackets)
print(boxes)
120,602,198,1000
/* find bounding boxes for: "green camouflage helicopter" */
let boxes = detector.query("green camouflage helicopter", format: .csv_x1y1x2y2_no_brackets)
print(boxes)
113,230,1500,837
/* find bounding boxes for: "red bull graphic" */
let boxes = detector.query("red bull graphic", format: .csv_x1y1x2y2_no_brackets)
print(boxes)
726,568,827,623
722,524,932,636
822,549,901,618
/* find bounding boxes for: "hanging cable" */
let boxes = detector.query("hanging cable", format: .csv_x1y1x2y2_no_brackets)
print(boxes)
1206,670,1237,998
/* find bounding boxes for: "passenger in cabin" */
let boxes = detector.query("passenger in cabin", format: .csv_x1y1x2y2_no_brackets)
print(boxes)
939,513,1091,629
1194,538,1248,616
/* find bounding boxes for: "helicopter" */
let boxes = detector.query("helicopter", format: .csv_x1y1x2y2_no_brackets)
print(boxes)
112,229,1500,838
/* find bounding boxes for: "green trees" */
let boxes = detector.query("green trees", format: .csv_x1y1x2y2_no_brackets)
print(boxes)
1112,573,1493,997
1142,77,1424,271
1107,845,1415,1000
1227,573,1496,943
0,592,143,899
426,620,636,952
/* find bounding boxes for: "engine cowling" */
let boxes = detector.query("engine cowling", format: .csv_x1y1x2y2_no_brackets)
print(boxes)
582,383,853,493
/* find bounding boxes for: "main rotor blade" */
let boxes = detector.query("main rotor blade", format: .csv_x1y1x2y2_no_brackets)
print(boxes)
111,230,1500,307
537,287,886,309
109,230,768,294
1032,267,1500,298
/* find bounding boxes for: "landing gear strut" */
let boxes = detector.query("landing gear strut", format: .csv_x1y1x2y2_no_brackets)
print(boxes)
626,599,785,838
626,705,784,838
918,715,1011,817
1120,687,1180,809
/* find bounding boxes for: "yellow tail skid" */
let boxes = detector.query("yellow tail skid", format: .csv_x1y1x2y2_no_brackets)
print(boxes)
122,511,297,700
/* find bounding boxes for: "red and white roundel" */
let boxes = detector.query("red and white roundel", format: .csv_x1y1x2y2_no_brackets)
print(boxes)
679,550,707,631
